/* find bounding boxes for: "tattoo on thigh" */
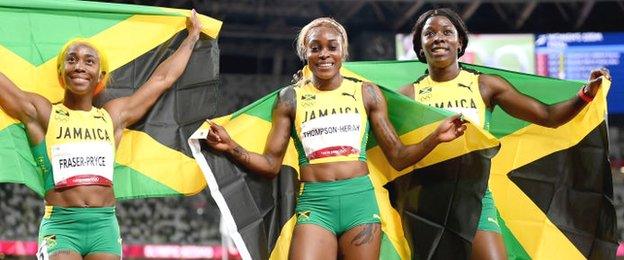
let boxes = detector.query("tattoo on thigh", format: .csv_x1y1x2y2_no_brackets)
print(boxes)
351,223,379,246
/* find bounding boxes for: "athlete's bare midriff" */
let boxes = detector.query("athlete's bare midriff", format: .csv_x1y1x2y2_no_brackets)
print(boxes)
44,185,115,207
299,160,369,182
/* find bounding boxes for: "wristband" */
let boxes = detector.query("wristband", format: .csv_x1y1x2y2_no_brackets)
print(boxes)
577,85,594,103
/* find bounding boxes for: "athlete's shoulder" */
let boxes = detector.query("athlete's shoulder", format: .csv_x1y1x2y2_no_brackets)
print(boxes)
276,84,297,115
478,73,514,96
278,84,297,100
478,73,507,84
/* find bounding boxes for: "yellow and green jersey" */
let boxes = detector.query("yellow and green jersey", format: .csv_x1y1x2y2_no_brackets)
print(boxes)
413,69,491,130
32,104,115,192
291,77,370,165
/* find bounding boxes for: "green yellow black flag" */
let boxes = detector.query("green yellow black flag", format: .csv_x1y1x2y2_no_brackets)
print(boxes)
345,61,616,259
189,63,500,259
190,60,616,259
0,0,222,199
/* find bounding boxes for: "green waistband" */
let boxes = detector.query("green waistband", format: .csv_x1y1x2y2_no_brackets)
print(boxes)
44,206,115,219
301,174,373,196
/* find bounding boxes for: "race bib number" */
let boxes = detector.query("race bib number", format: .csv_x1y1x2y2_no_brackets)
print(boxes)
300,113,362,160
51,142,114,187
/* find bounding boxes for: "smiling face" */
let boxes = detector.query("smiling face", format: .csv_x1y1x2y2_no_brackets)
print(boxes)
305,26,343,82
420,15,462,68
61,43,103,96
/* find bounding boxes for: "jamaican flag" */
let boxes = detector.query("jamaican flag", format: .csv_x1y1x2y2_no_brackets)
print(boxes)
344,61,616,259
190,60,615,260
189,62,500,259
0,0,222,199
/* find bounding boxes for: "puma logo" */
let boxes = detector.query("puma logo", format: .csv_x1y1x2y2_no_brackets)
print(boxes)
486,217,500,227
458,82,473,92
93,115,107,122
342,91,356,101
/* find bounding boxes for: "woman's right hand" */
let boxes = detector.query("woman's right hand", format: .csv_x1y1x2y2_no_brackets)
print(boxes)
205,120,235,152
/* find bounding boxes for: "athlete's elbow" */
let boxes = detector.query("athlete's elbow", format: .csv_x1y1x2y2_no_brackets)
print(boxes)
384,151,408,171
392,164,408,172
388,159,409,171
256,167,280,179
148,73,177,91
538,108,570,128
262,171,279,179
527,111,558,128
535,117,562,128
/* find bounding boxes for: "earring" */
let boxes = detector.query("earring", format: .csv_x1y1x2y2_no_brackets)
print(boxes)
419,49,425,57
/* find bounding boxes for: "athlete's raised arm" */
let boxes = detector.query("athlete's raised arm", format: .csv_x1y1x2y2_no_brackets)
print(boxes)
480,68,609,128
104,9,202,141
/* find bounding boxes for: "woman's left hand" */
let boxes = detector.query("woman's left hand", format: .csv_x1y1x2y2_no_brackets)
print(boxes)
186,9,202,40
585,68,611,97
434,114,467,143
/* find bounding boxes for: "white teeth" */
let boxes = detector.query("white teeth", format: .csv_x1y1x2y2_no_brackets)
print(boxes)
71,75,90,81
72,78,89,83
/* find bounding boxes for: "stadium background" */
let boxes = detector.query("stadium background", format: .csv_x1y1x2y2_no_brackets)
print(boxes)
1,0,624,259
